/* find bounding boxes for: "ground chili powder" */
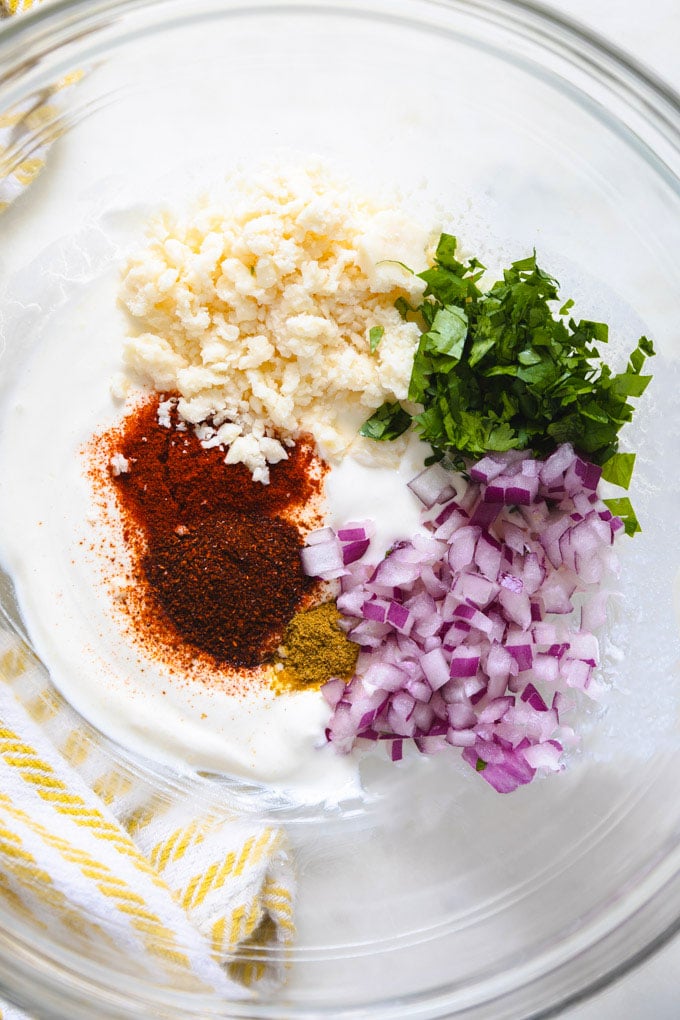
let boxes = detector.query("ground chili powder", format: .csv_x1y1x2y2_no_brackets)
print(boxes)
145,513,311,667
106,395,325,670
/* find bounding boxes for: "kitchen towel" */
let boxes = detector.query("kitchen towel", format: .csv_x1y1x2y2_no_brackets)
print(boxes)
1,1,37,12
0,633,294,1015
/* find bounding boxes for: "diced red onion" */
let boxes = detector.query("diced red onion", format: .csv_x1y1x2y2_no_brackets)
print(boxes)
408,681,433,705
447,728,477,747
486,641,517,681
362,661,408,694
442,620,472,650
561,657,592,690
448,703,478,729
475,533,503,580
453,572,497,608
469,455,508,483
520,741,563,771
574,457,602,491
477,696,514,724
498,589,532,629
532,653,560,684
447,526,480,572
500,572,523,594
521,683,548,712
540,444,576,486
469,500,502,529
321,443,620,793
361,599,388,623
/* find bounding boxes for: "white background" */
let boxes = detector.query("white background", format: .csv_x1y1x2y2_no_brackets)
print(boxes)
545,5,679,1018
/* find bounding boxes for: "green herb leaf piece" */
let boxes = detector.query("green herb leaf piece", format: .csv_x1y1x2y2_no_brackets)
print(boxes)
475,757,487,772
376,259,415,275
434,233,463,271
604,497,641,537
579,320,609,344
424,306,468,358
394,296,412,320
369,325,385,354
601,452,636,490
359,401,411,442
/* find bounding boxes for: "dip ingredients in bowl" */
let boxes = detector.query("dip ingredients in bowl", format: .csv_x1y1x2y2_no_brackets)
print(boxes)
0,160,654,804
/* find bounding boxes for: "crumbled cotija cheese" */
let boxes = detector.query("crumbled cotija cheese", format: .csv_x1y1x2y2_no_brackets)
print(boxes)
120,164,431,481
109,453,130,476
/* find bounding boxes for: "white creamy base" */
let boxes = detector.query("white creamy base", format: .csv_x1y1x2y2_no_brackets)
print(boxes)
326,435,430,561
0,264,429,805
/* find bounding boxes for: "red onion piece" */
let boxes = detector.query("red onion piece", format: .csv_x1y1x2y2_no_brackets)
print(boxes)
386,601,413,635
321,678,346,710
449,650,481,678
342,539,371,565
305,526,337,546
300,538,345,580
407,462,458,508
361,599,388,623
420,646,450,691
337,524,370,542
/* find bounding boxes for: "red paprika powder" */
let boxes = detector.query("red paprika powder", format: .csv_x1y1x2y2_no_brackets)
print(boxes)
97,395,326,672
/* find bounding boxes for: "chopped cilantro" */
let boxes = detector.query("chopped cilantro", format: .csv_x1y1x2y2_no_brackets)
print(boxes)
362,235,654,532
360,401,411,441
475,757,487,772
369,325,384,354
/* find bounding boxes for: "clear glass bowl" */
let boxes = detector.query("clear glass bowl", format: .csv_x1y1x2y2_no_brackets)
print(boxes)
1,1,680,1017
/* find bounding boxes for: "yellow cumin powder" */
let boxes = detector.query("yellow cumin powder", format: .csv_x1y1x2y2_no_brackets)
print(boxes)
272,601,359,693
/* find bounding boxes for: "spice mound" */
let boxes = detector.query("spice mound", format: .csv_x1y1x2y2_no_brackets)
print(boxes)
145,512,313,668
273,601,359,692
93,393,327,676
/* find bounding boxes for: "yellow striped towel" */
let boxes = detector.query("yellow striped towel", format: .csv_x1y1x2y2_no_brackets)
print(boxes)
0,633,295,1016
1,0,38,13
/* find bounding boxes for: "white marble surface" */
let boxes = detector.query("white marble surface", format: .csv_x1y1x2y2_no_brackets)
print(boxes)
544,6,680,1019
